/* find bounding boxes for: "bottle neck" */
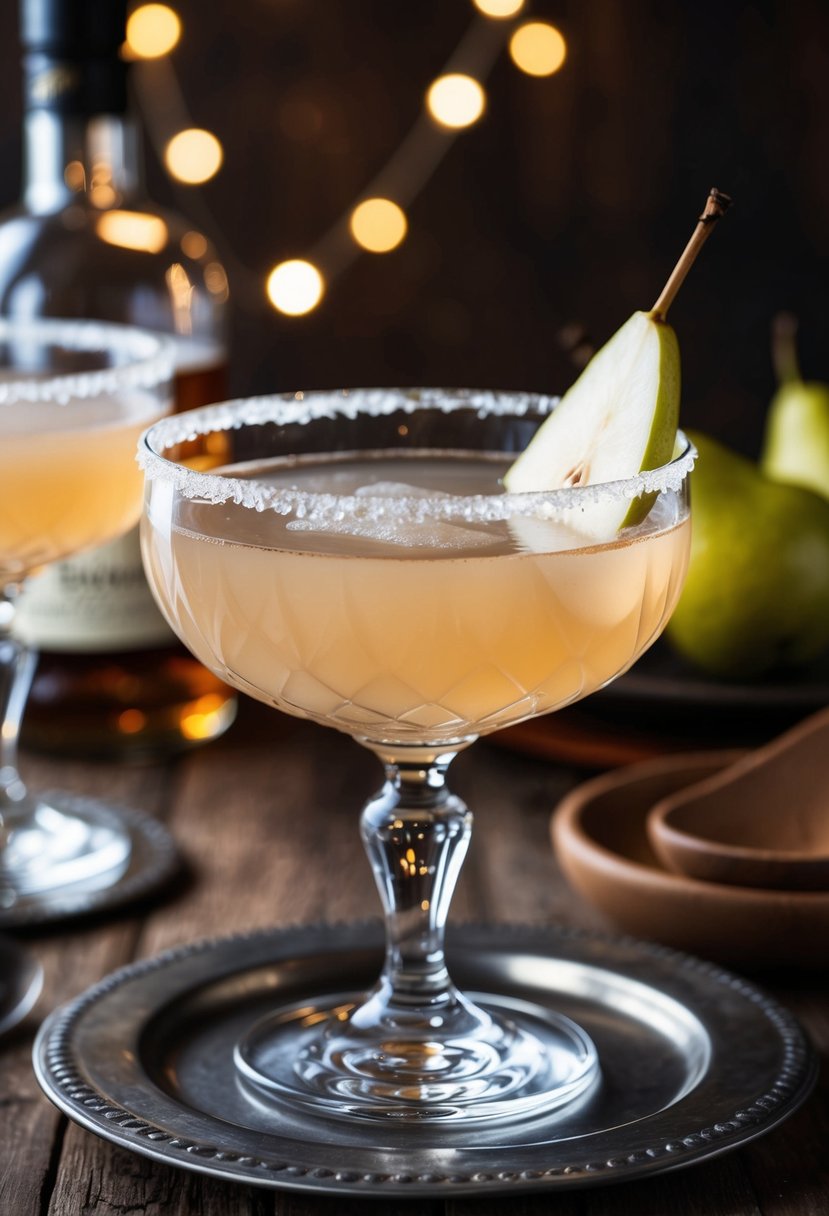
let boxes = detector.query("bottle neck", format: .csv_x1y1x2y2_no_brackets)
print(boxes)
23,109,143,215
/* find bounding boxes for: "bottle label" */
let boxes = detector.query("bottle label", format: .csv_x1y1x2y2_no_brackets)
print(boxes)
14,527,173,651
15,346,227,653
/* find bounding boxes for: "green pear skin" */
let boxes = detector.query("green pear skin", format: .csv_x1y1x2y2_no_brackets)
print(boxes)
667,431,829,680
503,311,680,538
761,380,829,500
621,311,680,529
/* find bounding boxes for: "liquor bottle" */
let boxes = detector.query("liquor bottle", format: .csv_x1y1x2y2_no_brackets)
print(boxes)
1,0,237,756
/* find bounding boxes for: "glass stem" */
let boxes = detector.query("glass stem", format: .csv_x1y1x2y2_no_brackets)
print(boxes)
358,741,476,1024
0,589,36,826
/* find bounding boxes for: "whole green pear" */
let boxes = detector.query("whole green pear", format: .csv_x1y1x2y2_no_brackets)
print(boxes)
760,313,829,499
667,431,829,680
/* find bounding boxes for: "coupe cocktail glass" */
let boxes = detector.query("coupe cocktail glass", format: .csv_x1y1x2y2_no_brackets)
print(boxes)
0,319,173,912
140,388,693,1125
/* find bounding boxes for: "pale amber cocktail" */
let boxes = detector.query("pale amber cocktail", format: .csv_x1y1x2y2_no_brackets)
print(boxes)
139,388,693,1127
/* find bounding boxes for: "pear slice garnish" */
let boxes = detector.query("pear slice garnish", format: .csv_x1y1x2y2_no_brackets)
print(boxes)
504,189,731,541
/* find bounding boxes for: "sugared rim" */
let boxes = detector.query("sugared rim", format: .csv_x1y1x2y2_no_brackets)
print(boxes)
138,387,695,524
0,318,175,406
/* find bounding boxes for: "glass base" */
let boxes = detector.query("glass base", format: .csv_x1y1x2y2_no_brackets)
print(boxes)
0,793,132,908
235,989,600,1125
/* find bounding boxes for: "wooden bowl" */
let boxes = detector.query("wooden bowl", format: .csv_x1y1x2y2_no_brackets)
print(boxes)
551,750,829,970
647,709,829,890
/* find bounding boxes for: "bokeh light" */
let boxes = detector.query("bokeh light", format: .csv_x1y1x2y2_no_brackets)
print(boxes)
205,261,229,299
89,166,117,209
179,693,233,741
118,708,146,734
350,198,408,253
267,260,325,316
64,160,85,191
509,22,567,76
164,129,224,184
125,4,181,59
473,0,525,17
426,74,486,129
180,230,208,259
97,211,168,253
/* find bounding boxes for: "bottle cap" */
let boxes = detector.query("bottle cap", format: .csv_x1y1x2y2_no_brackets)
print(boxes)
20,0,129,115
20,0,126,56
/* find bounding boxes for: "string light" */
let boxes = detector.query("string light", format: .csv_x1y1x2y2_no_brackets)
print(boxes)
267,260,325,316
473,0,525,17
509,21,567,77
164,129,224,184
426,74,487,129
126,4,182,60
350,198,408,253
134,7,569,317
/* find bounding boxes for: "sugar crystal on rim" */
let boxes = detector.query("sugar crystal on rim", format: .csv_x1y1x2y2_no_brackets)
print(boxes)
137,389,695,527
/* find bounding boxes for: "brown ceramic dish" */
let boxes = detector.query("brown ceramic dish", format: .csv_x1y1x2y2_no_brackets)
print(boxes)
646,709,829,890
551,750,829,970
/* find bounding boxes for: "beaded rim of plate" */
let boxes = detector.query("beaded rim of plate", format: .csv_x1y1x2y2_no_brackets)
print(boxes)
33,920,816,1195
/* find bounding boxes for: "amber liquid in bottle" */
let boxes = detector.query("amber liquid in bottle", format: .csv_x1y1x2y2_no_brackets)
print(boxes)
6,0,237,757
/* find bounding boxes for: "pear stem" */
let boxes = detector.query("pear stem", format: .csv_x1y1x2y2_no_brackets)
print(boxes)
771,312,802,385
651,188,732,320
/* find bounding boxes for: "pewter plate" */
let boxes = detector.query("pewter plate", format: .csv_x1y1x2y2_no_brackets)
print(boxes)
33,922,816,1198
0,795,179,929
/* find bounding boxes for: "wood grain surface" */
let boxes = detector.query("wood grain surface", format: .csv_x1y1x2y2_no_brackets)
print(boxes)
2,705,826,1215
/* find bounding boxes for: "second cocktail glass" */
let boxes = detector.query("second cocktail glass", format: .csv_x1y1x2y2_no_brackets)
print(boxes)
0,319,173,913
139,388,693,1125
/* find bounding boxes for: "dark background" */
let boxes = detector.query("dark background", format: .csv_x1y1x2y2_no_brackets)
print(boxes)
1,0,827,455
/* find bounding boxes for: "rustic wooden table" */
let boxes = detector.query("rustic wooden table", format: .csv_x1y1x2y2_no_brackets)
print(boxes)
2,705,827,1215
